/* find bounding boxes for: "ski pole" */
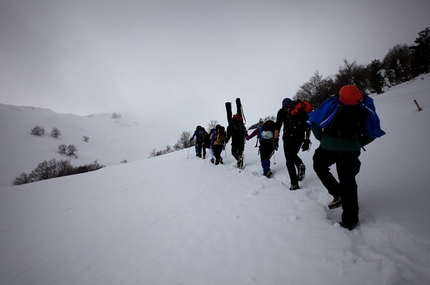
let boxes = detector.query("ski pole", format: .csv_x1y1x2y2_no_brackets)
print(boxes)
187,146,191,159
273,151,276,164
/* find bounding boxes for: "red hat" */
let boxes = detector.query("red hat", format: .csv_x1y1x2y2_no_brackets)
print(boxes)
233,113,242,121
339,85,363,105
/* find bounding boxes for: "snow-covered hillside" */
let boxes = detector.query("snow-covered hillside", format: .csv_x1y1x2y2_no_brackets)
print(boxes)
0,107,179,188
1,75,430,284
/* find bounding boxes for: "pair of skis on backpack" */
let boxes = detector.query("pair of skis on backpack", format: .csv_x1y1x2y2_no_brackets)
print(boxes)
226,98,246,173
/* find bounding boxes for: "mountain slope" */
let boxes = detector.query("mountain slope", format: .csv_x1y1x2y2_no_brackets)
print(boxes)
0,106,174,187
1,75,430,284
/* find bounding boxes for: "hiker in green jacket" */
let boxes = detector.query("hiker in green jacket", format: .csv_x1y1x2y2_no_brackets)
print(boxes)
310,85,378,231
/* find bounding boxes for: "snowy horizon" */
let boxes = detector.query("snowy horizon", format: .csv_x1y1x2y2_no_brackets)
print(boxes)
1,74,430,284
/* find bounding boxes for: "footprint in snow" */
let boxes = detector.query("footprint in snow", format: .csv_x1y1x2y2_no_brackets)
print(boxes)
250,184,265,196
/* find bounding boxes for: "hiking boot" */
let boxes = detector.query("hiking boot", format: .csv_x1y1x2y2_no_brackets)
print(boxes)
289,184,300,190
219,157,223,164
340,221,359,231
203,154,206,159
297,164,306,181
328,196,342,210
237,156,243,168
210,158,215,164
215,159,220,165
265,170,273,178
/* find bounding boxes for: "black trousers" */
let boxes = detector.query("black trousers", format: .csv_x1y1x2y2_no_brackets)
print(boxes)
283,133,304,185
197,141,206,157
212,145,223,160
259,139,275,174
313,147,361,225
231,141,244,161
259,139,274,160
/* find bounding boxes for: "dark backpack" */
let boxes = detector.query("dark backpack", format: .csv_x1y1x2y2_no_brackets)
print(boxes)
260,120,275,140
204,129,213,148
323,103,367,141
216,126,227,145
197,128,207,142
288,101,311,133
232,119,245,133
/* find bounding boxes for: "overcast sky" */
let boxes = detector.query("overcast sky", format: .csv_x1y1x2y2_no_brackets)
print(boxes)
1,0,429,131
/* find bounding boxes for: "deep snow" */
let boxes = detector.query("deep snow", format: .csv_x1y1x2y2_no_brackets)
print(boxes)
1,75,430,285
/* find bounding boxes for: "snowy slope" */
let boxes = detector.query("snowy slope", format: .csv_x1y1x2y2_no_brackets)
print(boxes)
1,75,430,284
0,107,176,187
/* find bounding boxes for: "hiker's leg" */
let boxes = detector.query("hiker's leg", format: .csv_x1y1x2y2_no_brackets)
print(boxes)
313,147,341,197
283,137,299,185
337,151,361,225
260,141,273,174
291,134,304,167
231,144,240,161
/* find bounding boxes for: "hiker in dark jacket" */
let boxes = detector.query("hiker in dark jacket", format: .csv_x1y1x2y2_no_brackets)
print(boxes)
190,125,207,159
308,85,384,230
246,119,276,177
226,113,247,168
274,98,312,190
211,124,227,165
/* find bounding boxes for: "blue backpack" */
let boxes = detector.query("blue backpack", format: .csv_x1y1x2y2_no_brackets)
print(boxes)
307,95,385,139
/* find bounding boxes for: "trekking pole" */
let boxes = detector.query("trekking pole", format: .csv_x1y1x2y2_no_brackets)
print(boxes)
187,146,191,159
273,151,276,164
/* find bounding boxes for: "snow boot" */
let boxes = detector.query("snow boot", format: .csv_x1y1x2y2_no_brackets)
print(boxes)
340,221,358,231
328,196,342,210
297,164,306,181
237,156,244,169
289,184,300,190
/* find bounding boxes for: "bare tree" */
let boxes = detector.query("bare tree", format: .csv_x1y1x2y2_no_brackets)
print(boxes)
51,127,61,138
333,59,369,92
176,131,192,149
30,159,58,181
367,59,385,94
67,145,78,157
112,113,121,119
165,145,173,153
410,27,430,76
295,71,335,107
207,120,218,131
12,158,104,185
57,159,74,176
58,144,67,155
12,172,33,185
382,44,411,85
30,126,45,136
149,148,157,158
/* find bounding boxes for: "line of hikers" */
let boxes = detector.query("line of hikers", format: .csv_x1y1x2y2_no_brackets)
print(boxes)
190,85,385,230
189,115,245,168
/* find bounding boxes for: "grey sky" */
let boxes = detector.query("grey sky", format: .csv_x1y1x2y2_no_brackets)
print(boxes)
1,0,429,133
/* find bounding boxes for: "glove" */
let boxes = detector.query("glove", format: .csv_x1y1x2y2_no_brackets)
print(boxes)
301,139,311,151
189,138,193,142
273,138,279,151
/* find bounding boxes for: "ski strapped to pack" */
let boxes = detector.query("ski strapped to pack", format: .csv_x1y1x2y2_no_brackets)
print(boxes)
236,98,246,124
